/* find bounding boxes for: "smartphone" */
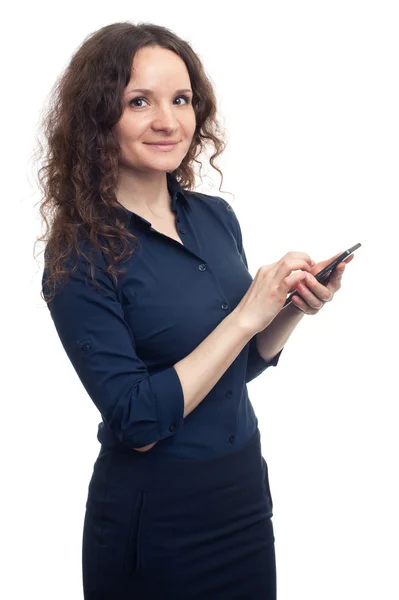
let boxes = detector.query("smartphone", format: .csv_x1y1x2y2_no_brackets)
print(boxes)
283,242,361,308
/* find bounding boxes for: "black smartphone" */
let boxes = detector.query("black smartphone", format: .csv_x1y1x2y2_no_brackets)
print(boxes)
283,243,361,308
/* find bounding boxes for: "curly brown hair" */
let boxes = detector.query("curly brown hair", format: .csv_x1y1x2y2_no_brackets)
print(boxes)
33,21,228,304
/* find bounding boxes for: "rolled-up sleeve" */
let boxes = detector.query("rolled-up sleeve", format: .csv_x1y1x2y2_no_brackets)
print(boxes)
42,242,185,448
246,336,283,383
227,205,284,383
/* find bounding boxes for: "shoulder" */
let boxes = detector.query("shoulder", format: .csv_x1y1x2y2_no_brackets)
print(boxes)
44,230,109,271
188,190,233,211
187,190,241,250
42,231,114,302
187,191,238,225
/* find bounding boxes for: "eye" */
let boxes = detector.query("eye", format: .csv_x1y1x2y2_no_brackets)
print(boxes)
129,95,192,108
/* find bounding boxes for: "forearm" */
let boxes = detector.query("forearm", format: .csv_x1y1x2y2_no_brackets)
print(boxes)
255,303,305,362
134,304,303,452
173,311,253,418
133,311,253,452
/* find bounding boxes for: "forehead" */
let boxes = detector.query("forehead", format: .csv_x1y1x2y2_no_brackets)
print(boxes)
128,46,190,86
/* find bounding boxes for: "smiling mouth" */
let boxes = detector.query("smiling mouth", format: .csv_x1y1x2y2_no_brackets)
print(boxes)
144,142,180,151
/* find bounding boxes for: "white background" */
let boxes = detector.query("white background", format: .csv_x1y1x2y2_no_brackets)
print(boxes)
2,1,398,598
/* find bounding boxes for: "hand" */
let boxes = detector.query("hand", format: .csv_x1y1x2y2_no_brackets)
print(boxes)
235,251,314,334
132,441,157,452
290,251,355,315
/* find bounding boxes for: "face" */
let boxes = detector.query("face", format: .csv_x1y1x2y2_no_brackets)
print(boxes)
113,46,197,176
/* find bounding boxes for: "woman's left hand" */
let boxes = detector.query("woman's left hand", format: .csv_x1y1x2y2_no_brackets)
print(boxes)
291,251,354,315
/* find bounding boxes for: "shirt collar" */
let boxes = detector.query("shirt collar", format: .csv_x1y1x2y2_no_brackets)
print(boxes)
116,172,191,227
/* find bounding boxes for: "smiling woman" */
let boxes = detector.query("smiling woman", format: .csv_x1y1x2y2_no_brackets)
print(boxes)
34,23,226,310
112,44,198,212
35,21,277,600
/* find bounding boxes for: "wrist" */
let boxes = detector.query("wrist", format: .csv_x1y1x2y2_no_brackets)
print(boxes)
231,308,267,338
285,301,305,318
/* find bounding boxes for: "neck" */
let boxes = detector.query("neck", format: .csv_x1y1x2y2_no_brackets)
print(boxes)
116,168,173,217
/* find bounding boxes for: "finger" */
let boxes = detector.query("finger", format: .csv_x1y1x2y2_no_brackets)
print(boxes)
333,262,346,276
285,251,315,267
296,281,325,309
323,251,355,271
324,263,346,294
328,255,353,282
275,258,314,284
318,250,352,271
304,273,333,301
291,293,318,315
282,270,308,293
316,252,342,269
291,294,306,312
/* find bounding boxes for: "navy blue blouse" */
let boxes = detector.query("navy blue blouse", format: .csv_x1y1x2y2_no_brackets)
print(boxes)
42,173,283,459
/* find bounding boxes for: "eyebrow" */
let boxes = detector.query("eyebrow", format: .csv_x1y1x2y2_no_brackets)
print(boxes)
126,88,193,95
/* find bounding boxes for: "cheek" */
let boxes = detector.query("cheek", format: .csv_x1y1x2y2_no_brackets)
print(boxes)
118,109,146,136
115,126,144,166
183,113,197,139
118,124,146,152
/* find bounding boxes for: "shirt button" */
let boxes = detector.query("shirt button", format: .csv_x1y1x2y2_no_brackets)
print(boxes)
226,390,233,398
82,342,91,352
179,228,186,235
198,264,207,271
169,424,176,432
221,303,229,310
229,434,236,444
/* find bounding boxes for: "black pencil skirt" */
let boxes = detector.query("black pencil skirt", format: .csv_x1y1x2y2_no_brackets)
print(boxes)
82,427,276,599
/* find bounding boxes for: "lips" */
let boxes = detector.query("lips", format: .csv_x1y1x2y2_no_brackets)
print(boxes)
145,141,179,146
144,141,180,152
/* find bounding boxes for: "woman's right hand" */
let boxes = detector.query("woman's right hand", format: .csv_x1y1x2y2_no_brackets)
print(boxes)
132,442,158,452
234,251,315,335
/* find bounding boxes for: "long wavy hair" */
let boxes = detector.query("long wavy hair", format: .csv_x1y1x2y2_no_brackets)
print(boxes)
33,21,228,304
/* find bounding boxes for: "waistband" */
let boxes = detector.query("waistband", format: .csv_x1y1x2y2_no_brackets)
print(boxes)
102,427,263,493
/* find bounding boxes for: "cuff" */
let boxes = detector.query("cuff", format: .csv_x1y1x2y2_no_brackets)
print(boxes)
151,366,185,439
246,336,284,383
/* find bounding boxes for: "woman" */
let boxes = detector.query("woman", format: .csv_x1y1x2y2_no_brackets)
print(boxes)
37,21,352,600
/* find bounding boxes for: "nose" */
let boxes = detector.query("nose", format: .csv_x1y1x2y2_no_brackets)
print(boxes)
152,103,179,132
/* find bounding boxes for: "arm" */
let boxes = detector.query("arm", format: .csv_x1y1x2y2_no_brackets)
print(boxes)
135,302,303,454
136,311,252,452
223,200,286,383
255,302,305,362
173,310,252,417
